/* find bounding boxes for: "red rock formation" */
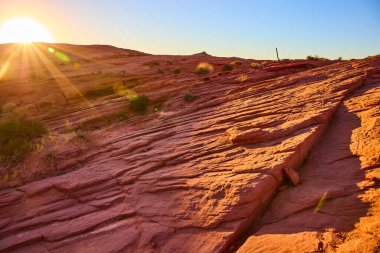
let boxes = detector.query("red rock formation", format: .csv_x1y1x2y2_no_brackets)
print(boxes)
237,68,380,253
0,44,379,252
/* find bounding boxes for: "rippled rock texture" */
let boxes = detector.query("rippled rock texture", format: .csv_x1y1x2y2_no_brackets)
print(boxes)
0,43,379,252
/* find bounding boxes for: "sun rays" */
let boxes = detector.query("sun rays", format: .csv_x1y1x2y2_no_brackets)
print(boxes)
30,44,104,116
0,17,92,111
0,43,105,118
0,14,136,125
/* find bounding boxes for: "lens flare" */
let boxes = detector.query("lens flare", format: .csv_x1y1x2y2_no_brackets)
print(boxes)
48,47,70,62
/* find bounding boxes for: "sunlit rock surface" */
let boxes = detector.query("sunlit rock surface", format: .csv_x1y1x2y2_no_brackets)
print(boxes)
237,68,380,253
0,43,379,252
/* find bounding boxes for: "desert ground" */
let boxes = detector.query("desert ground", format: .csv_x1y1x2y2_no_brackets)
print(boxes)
0,43,379,252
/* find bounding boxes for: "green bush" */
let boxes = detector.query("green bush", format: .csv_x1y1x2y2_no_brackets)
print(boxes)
196,68,209,75
130,95,149,114
184,93,198,103
173,68,181,74
0,113,47,164
223,64,233,71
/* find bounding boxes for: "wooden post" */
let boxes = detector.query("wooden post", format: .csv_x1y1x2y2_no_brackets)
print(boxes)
276,48,280,62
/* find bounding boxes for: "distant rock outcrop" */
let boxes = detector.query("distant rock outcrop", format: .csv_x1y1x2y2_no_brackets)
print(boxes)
192,51,211,57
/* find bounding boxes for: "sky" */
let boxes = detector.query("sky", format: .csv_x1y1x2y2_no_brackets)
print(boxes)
0,0,379,59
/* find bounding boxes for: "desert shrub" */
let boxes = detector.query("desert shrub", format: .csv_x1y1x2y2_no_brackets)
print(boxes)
130,95,149,114
166,60,173,65
250,63,262,69
44,152,58,169
0,112,47,164
231,60,243,66
173,68,181,74
63,120,74,133
223,64,233,71
84,86,115,99
337,57,343,61
2,169,20,183
195,62,214,75
196,68,209,75
69,130,88,149
184,93,198,103
306,55,329,61
236,74,248,82
157,69,165,74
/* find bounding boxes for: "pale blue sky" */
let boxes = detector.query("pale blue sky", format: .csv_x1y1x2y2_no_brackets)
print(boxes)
0,0,379,59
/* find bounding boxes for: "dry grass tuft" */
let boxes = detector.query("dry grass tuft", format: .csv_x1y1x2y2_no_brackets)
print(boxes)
195,62,214,75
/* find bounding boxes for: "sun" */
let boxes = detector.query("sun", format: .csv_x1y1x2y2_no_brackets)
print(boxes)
0,17,54,44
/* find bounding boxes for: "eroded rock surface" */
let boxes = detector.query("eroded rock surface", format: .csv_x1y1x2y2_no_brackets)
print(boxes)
237,70,380,253
0,44,379,252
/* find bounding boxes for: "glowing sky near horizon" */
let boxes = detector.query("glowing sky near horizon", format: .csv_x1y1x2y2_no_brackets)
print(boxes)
0,17,54,43
0,0,379,59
